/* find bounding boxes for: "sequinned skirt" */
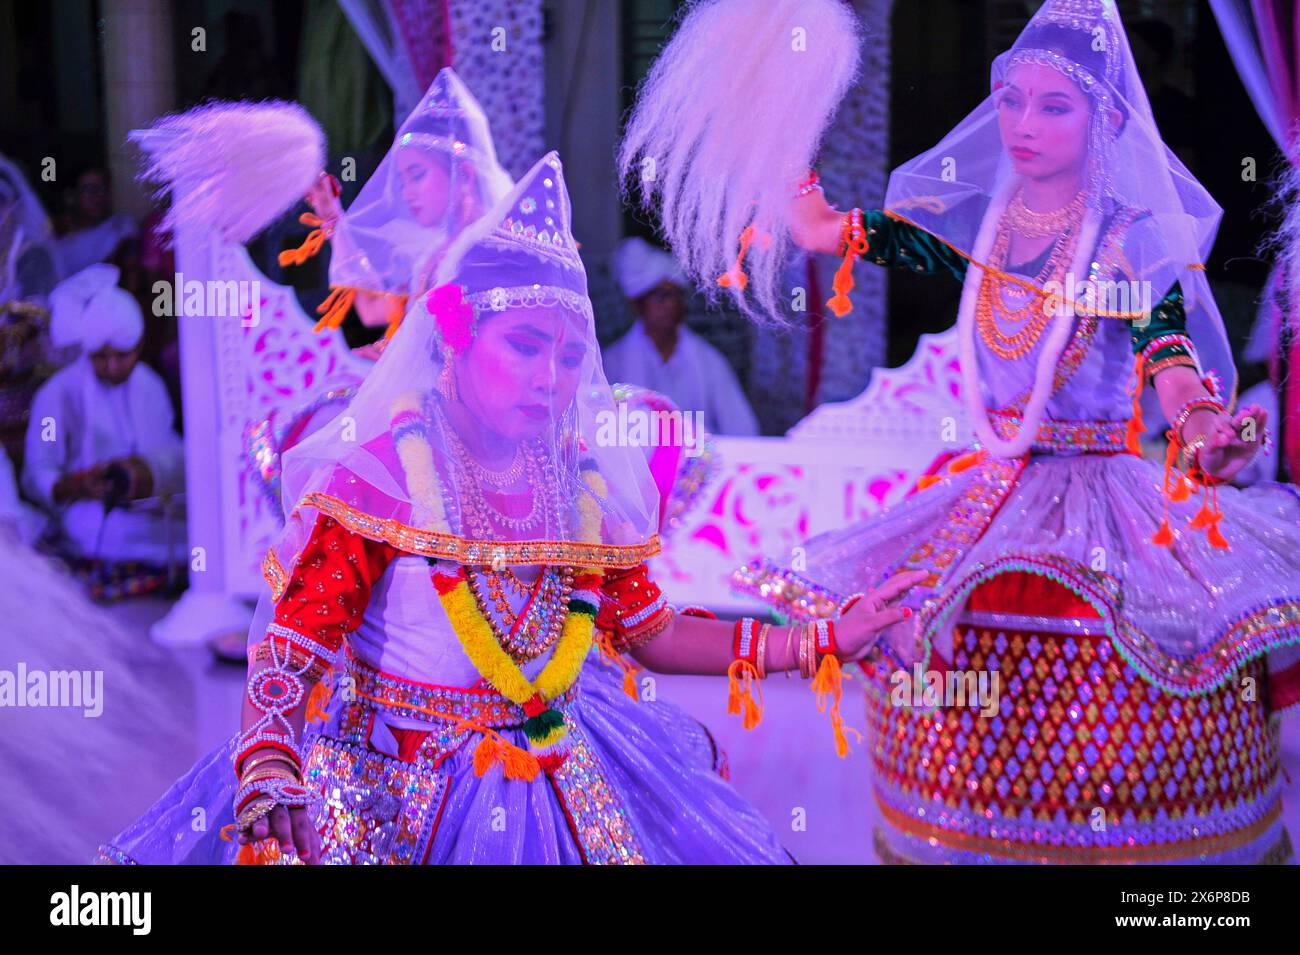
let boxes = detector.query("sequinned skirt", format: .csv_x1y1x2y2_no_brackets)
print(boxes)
866,601,1292,864
95,655,789,865
735,449,1300,864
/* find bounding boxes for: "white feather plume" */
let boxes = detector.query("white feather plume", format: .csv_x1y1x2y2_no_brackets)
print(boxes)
131,100,325,245
619,0,862,323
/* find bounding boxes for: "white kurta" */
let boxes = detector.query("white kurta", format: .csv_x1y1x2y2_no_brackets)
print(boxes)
22,359,184,563
602,322,760,435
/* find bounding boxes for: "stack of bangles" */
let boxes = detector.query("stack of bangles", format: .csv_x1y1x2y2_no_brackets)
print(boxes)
232,736,311,834
732,616,837,679
1171,395,1226,474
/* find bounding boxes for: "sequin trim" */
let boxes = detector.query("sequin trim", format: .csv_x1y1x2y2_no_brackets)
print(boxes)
302,734,449,865
346,649,578,730
988,412,1129,454
263,547,289,601
549,727,647,864
93,844,137,865
270,492,660,583
918,553,1300,698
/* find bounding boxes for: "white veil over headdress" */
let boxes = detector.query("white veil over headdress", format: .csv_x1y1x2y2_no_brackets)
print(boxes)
884,0,1234,455
325,67,514,301
260,150,661,613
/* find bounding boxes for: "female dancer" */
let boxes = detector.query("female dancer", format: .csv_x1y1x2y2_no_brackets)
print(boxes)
98,150,918,865
283,67,513,354
626,0,1300,864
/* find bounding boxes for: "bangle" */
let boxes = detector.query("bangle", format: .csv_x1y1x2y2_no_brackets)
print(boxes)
234,776,314,819
1172,397,1224,444
839,208,868,257
732,618,761,669
239,753,299,779
1179,433,1209,473
812,618,838,657
755,623,771,679
782,624,798,678
234,736,302,777
1144,354,1197,380
799,623,817,679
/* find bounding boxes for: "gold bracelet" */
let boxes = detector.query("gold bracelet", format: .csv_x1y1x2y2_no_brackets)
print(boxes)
782,624,797,678
239,754,299,778
1180,433,1209,472
800,623,817,679
756,623,771,679
240,767,300,791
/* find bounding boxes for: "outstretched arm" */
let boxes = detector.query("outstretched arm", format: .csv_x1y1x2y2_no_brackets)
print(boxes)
1135,286,1265,482
598,565,926,676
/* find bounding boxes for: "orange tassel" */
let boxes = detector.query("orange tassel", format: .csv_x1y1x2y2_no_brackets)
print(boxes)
1168,472,1192,503
383,294,409,340
1187,484,1215,529
235,838,282,865
717,225,755,290
472,735,501,777
1125,355,1146,455
1206,482,1229,550
1207,521,1230,550
1151,432,1178,546
725,659,764,730
304,672,333,725
278,213,330,268
810,653,855,757
313,285,357,333
594,629,642,701
501,743,541,782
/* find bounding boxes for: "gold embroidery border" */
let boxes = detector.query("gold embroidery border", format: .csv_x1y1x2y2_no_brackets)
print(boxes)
262,493,661,598
876,793,1283,864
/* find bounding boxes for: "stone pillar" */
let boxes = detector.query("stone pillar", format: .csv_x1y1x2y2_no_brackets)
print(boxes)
100,0,175,220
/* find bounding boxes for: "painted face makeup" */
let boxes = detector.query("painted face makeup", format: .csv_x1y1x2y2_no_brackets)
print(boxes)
996,62,1091,184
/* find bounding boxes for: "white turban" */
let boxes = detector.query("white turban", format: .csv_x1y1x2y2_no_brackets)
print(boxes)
49,263,143,352
613,236,688,300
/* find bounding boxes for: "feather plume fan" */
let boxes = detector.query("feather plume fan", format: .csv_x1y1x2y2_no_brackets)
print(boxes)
619,0,862,323
131,101,325,245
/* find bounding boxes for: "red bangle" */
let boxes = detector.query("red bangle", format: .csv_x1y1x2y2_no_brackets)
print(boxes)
234,738,301,777
732,618,761,665
812,618,837,656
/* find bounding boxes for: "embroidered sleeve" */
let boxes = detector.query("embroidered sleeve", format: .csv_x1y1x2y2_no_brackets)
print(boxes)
1131,282,1199,382
596,562,674,653
858,210,968,281
255,513,401,672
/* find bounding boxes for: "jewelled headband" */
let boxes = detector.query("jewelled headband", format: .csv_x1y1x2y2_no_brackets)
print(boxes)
427,282,595,357
397,131,491,168
1004,47,1114,109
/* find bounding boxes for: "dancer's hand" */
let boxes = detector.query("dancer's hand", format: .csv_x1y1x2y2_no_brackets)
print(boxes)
789,184,845,255
237,798,322,865
834,569,929,662
304,172,343,224
1195,403,1268,483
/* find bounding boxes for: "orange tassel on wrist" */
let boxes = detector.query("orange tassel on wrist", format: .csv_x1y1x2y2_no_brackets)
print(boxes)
726,659,764,730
